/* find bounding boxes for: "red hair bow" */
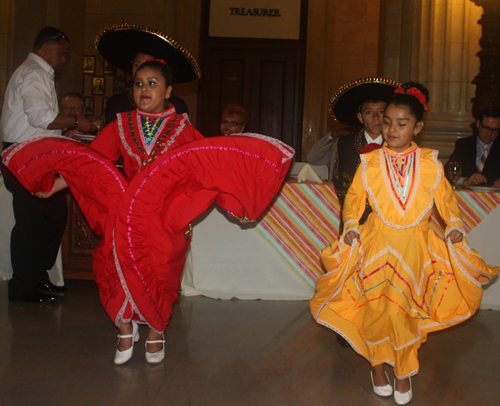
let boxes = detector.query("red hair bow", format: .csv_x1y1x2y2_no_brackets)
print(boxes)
394,86,428,111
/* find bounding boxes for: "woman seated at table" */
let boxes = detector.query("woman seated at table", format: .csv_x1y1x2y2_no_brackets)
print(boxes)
220,105,248,135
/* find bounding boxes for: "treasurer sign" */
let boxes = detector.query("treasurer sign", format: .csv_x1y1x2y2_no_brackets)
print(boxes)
209,0,301,39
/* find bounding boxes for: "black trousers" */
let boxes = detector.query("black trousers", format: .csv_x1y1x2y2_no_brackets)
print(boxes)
1,155,68,296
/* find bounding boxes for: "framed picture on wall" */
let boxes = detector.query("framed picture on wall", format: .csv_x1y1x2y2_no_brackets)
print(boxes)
83,56,95,74
84,97,94,116
113,77,127,95
92,76,105,95
103,60,116,75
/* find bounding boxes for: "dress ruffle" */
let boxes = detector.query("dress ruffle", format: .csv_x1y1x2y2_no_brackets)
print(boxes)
3,134,294,332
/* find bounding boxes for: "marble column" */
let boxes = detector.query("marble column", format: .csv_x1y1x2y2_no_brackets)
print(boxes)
470,0,500,118
380,0,483,160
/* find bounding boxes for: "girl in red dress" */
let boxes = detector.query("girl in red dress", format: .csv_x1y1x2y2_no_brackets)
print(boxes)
7,59,293,365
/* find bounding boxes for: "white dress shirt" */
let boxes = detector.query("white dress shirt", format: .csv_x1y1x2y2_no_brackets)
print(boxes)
364,131,383,145
0,53,61,143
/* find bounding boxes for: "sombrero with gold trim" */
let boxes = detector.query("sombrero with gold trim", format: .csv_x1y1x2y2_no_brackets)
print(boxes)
95,23,201,83
329,77,400,127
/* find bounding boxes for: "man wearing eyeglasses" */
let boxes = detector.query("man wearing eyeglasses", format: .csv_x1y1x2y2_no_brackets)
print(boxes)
0,27,97,303
60,92,90,138
445,107,500,187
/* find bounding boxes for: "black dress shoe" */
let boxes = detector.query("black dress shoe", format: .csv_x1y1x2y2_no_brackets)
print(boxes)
9,291,57,303
38,282,67,296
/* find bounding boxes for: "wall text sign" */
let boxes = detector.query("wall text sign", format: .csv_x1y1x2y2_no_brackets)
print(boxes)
209,0,301,39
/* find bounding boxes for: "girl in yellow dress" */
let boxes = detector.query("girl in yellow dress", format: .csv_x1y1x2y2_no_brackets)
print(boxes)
310,82,499,405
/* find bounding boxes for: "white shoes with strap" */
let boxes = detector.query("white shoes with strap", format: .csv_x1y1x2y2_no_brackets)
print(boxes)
145,335,166,364
114,320,139,365
370,370,393,397
394,377,412,405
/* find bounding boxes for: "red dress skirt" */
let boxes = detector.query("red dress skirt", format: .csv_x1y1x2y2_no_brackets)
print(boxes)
2,134,294,331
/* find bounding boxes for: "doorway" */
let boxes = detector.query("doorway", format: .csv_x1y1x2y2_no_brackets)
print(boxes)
198,0,308,157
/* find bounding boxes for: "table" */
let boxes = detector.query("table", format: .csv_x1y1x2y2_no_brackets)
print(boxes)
182,182,500,309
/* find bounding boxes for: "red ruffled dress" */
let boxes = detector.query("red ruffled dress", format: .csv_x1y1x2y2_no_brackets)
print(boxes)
2,107,294,332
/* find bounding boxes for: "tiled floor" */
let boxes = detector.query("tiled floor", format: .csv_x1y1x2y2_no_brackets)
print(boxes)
0,279,499,406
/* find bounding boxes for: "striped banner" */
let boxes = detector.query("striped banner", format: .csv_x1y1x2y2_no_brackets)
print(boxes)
430,190,500,238
256,183,500,290
255,182,340,290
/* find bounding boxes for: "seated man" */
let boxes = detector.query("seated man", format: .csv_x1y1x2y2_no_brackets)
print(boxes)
220,105,248,135
60,92,88,138
445,107,500,187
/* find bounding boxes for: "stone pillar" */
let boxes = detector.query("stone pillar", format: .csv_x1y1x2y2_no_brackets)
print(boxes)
380,0,483,160
470,0,500,118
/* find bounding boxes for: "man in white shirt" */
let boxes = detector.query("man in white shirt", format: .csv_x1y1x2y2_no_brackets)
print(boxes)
0,27,96,303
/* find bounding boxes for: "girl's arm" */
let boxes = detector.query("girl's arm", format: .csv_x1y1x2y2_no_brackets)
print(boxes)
434,162,465,243
34,176,68,198
89,119,121,163
342,165,368,245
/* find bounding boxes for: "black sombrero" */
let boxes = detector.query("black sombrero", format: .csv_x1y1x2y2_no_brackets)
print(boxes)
95,23,201,83
329,77,400,127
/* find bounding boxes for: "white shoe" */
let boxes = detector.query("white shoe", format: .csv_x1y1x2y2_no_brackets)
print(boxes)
394,377,412,405
114,321,139,365
145,334,165,364
370,370,393,397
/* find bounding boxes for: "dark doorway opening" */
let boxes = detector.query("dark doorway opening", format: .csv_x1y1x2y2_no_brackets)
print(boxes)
198,0,308,158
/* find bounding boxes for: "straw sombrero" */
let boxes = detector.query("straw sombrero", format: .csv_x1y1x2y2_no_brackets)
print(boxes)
95,23,201,83
329,77,400,127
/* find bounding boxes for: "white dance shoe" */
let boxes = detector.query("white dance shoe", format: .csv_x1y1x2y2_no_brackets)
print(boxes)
114,320,139,365
145,334,165,364
394,377,412,405
370,370,393,397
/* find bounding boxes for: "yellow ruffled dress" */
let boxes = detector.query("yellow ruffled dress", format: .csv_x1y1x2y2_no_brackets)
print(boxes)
310,143,499,378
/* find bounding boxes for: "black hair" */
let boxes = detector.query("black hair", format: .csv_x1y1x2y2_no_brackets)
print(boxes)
358,99,385,114
135,60,173,87
33,27,69,51
387,82,429,122
479,106,500,122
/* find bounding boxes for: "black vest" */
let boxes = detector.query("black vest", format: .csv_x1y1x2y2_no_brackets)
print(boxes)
332,129,372,233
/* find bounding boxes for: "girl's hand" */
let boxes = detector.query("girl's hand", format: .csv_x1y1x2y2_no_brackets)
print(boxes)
33,176,68,199
344,231,358,246
448,230,464,244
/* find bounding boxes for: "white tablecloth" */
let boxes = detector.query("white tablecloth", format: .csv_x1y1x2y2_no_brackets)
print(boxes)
465,203,500,310
181,205,312,300
181,203,500,309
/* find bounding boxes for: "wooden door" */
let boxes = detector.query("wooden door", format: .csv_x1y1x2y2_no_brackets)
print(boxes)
198,1,308,157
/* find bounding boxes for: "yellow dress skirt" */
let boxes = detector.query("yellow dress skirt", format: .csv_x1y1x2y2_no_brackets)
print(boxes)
310,144,499,378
